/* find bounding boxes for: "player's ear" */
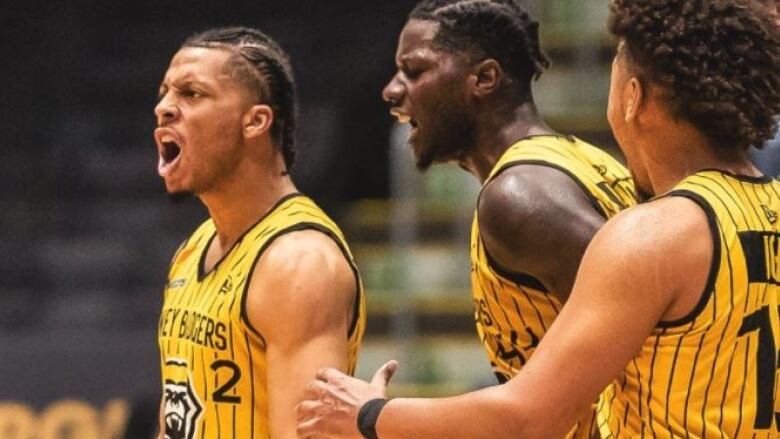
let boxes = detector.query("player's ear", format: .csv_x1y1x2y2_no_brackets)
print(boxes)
244,104,274,139
471,58,502,97
623,77,644,123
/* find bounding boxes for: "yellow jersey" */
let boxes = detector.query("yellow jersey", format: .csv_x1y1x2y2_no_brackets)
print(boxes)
158,193,365,439
471,135,636,439
598,170,780,438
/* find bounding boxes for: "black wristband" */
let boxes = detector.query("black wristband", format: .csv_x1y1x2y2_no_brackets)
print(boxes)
357,398,389,439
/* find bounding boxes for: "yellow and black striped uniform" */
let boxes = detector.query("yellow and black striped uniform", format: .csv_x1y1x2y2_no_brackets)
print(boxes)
158,193,365,439
470,135,636,439
598,170,780,438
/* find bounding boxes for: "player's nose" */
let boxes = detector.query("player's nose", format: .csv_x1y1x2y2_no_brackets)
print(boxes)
155,94,180,126
382,73,404,105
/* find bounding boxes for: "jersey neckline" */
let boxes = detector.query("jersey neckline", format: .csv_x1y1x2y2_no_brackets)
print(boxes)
509,133,577,146
483,133,580,186
694,168,774,184
197,191,304,282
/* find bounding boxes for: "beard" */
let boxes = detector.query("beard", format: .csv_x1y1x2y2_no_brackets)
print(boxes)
167,190,195,204
413,106,476,171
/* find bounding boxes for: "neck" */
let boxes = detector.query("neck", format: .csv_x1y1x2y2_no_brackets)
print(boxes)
200,154,296,251
459,101,557,182
638,124,761,195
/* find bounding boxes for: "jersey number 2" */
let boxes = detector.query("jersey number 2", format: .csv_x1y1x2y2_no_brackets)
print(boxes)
210,359,242,404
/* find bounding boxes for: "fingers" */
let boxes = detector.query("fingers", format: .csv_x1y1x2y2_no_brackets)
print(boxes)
315,366,348,384
299,367,387,439
304,378,333,399
295,399,319,421
369,360,399,389
295,401,334,439
296,415,325,439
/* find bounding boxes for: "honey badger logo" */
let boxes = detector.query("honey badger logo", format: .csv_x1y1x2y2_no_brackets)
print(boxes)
163,359,203,439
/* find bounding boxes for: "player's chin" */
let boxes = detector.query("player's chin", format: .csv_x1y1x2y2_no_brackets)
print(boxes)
162,175,190,195
414,155,435,171
409,140,431,171
167,190,195,204
412,148,433,171
164,180,195,203
413,141,449,172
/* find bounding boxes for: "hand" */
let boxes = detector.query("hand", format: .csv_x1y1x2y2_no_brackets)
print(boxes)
296,360,398,439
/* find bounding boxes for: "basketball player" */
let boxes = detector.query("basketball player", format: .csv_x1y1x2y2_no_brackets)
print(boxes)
751,0,780,176
153,27,365,439
296,0,780,437
316,0,633,438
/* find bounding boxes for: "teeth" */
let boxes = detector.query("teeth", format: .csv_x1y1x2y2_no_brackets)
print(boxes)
390,109,412,124
160,134,176,144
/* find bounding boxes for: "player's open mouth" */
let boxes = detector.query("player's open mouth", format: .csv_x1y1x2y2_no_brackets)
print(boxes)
161,141,181,164
155,128,183,177
158,140,182,177
390,108,416,128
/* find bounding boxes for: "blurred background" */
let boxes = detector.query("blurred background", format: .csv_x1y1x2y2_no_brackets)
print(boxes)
0,0,776,437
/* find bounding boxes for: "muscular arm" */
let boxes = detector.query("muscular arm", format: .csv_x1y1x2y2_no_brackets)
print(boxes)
479,164,606,302
371,197,712,438
297,196,713,439
248,229,357,439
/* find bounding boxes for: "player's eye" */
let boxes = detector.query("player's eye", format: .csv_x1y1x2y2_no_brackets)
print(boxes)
403,67,423,80
181,88,205,99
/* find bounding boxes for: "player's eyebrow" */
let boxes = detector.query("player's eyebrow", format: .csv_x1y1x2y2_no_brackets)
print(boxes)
397,49,434,68
157,78,211,100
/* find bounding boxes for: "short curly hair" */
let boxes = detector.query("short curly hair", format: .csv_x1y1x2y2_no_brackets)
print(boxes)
608,0,780,150
410,0,550,99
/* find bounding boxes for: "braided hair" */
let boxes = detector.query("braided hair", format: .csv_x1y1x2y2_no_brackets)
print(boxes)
410,0,550,99
609,0,780,150
184,27,297,169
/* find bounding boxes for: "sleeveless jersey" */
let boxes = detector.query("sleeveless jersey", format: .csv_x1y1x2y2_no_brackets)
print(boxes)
158,193,365,439
598,170,780,438
470,135,636,439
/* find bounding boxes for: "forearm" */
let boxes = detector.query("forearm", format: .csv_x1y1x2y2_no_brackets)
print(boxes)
375,385,549,439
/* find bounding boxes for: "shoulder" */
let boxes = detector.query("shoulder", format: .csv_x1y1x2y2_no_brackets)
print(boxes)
478,164,602,245
254,229,355,302
576,195,714,321
259,228,349,271
167,221,213,276
245,228,357,342
476,164,608,296
596,195,708,249
587,196,712,287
